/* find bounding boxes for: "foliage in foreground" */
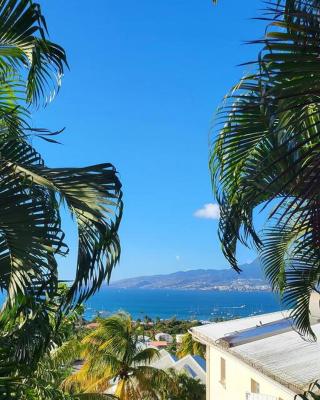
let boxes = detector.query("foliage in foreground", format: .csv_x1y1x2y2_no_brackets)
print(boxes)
0,286,79,398
62,312,206,400
296,381,320,400
211,0,320,338
0,287,122,399
0,0,122,398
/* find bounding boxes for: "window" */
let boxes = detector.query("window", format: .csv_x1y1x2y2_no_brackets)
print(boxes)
251,379,260,394
220,357,226,386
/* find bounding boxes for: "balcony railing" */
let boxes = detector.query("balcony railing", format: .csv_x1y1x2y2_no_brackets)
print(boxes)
246,393,277,400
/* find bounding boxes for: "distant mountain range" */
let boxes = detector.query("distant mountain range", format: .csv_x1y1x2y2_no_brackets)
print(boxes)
110,259,270,292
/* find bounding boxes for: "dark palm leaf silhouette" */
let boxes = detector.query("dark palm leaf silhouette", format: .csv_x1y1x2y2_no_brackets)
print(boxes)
0,1,122,396
211,0,320,337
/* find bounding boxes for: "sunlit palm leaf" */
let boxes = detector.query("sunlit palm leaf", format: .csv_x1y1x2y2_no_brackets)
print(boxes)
0,0,67,105
65,313,168,399
74,395,118,400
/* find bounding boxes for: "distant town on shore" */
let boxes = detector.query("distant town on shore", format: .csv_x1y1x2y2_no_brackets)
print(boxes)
110,259,271,292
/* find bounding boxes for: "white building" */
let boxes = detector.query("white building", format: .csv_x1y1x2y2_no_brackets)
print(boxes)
190,306,320,400
155,332,174,343
174,354,206,383
137,334,151,342
151,349,206,383
151,349,177,370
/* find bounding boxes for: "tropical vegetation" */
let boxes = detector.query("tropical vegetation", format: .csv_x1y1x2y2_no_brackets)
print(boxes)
211,0,320,338
64,313,169,399
176,333,205,359
0,1,206,398
0,0,122,398
158,370,205,400
63,313,205,400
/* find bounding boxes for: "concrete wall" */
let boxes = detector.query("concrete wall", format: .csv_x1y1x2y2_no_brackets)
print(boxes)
207,345,295,400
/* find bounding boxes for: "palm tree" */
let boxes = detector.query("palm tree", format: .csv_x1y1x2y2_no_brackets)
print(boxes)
0,285,120,399
156,369,205,400
64,313,169,400
211,0,320,337
0,0,122,341
176,333,205,359
0,0,122,396
170,373,205,400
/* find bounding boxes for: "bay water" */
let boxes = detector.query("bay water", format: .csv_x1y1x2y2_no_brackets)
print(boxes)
84,288,282,321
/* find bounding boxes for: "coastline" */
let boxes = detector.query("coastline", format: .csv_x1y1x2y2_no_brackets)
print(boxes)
108,286,271,292
84,288,281,322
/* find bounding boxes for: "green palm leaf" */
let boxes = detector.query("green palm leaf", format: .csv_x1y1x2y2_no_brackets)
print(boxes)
0,0,67,105
211,0,320,337
65,313,170,400
0,0,123,397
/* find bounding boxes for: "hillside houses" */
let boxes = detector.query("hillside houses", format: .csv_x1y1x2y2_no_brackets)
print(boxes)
151,349,206,384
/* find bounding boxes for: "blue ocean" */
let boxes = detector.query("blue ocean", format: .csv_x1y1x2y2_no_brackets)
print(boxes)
84,288,282,321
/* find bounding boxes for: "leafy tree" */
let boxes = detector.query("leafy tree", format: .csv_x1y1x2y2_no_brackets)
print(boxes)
0,286,79,398
144,315,152,324
152,319,201,336
171,374,205,400
0,0,122,319
64,313,170,399
176,333,205,359
211,0,320,337
158,370,205,400
0,286,119,399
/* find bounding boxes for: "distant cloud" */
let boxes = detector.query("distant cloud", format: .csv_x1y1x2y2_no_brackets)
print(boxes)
175,255,180,261
194,203,220,220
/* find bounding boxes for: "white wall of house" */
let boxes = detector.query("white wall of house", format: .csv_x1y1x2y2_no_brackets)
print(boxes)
207,345,296,400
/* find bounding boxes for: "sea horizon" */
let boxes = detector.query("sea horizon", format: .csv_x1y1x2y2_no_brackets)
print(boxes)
84,287,283,322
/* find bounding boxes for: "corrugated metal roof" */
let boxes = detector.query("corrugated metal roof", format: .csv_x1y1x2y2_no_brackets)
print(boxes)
190,310,320,393
150,350,206,384
231,324,320,392
190,311,290,345
191,355,206,372
174,355,206,383
151,349,177,370
224,318,293,347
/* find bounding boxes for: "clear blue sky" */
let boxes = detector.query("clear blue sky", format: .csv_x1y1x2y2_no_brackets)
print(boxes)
34,1,266,280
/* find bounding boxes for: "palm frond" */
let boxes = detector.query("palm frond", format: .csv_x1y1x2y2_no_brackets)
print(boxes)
211,0,320,336
0,0,67,105
177,333,205,358
73,394,118,400
131,347,159,365
0,135,123,304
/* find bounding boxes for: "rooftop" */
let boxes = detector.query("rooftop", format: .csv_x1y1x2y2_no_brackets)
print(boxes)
147,340,168,348
231,324,320,393
191,355,206,372
85,322,100,329
190,310,291,347
150,350,206,384
151,349,177,370
190,310,320,393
